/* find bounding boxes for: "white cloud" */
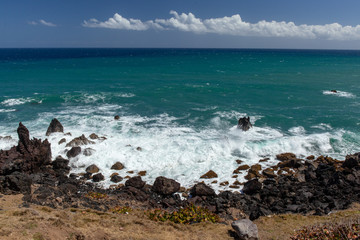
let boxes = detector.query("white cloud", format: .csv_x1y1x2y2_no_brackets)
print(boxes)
83,11,360,40
28,19,56,27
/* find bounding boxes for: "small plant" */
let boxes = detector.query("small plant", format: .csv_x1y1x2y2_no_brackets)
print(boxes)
84,192,108,200
146,204,220,224
110,206,133,214
291,219,360,240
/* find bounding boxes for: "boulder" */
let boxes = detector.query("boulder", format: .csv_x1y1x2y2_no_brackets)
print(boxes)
242,179,262,195
66,147,81,158
83,148,95,156
65,135,95,147
52,156,70,173
190,183,215,197
152,176,180,195
262,168,277,178
92,173,104,182
138,171,147,176
86,164,100,174
125,176,145,189
89,133,99,139
237,117,252,131
114,115,120,120
231,219,259,240
111,162,125,170
276,153,297,161
343,153,360,169
45,118,64,136
200,170,218,179
110,175,123,183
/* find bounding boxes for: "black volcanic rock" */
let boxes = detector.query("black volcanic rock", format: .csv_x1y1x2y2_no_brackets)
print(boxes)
237,117,252,131
66,147,81,158
190,183,215,197
125,176,145,189
152,176,180,195
46,118,64,136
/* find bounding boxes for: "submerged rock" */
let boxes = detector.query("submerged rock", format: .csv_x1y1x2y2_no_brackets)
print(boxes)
200,170,218,179
237,117,252,131
66,135,95,147
46,118,64,136
66,147,81,158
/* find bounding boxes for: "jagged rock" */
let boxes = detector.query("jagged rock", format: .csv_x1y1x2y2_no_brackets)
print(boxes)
262,168,277,178
234,165,250,174
200,170,218,179
343,153,360,168
58,138,66,145
110,175,123,183
46,118,64,136
125,176,145,189
66,147,81,158
242,179,262,195
152,176,180,195
111,162,125,170
86,164,100,174
0,172,32,194
237,117,252,131
190,183,215,196
231,219,259,240
236,160,243,164
0,122,51,175
306,155,315,160
276,153,297,161
136,147,142,151
278,159,302,169
92,173,104,182
52,156,70,174
83,148,95,156
65,135,95,147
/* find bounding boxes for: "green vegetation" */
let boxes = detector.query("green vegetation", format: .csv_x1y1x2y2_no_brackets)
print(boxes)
146,204,220,224
84,192,108,200
109,206,133,214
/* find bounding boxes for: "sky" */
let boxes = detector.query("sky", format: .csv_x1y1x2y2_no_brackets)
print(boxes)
1,0,360,49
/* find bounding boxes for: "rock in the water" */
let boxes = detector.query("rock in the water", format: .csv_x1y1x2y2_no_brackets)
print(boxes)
331,89,337,93
66,135,95,147
262,168,277,178
152,176,180,195
200,170,218,179
110,175,123,183
83,148,95,156
89,133,99,139
343,153,360,168
276,152,297,161
138,171,146,176
0,122,51,175
237,117,252,131
92,173,104,182
190,183,215,196
86,164,99,174
125,176,145,189
46,118,64,136
58,138,66,145
231,219,259,240
114,115,120,120
111,162,125,170
66,147,81,158
242,179,262,195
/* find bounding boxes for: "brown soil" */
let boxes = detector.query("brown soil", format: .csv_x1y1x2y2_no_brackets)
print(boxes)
0,194,359,240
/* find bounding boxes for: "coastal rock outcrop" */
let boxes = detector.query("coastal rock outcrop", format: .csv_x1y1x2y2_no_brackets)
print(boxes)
152,176,180,195
237,117,252,131
190,183,215,197
45,118,64,136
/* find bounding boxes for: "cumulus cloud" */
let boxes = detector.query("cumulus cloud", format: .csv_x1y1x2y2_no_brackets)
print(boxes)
83,11,360,40
28,19,56,27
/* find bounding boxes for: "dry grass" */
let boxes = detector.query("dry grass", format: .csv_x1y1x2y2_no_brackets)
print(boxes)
0,194,359,240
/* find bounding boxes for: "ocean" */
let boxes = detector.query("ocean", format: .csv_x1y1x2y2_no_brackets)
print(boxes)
1,48,360,191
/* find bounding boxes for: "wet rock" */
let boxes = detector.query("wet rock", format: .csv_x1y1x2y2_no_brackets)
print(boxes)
276,153,297,161
190,183,215,197
234,165,250,174
58,138,66,145
0,136,12,141
236,160,244,164
92,173,104,182
231,219,259,240
89,133,99,139
52,156,70,174
343,153,360,169
138,171,146,176
220,181,229,186
237,117,252,131
86,164,99,174
152,176,180,195
278,159,302,169
262,168,277,178
110,175,123,183
46,118,64,136
136,147,142,151
306,155,315,160
200,170,218,179
65,135,95,147
111,162,125,170
83,148,95,156
259,158,269,163
114,115,120,120
242,179,262,195
125,176,145,189
66,146,81,158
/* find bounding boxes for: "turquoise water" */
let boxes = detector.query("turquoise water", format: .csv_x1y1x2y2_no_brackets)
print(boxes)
1,48,360,189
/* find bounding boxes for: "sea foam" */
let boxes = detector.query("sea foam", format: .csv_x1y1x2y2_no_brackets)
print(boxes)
323,90,356,98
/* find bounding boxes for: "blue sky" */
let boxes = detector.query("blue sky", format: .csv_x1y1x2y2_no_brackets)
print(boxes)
1,0,360,49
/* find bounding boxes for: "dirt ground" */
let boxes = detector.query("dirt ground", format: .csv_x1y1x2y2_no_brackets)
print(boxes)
0,194,359,240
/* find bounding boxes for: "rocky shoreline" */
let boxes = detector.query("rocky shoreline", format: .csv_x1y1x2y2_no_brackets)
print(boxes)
1,121,360,225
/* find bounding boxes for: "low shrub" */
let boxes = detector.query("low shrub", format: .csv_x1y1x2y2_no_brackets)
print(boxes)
291,219,360,240
84,192,108,200
109,206,132,214
146,204,219,224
